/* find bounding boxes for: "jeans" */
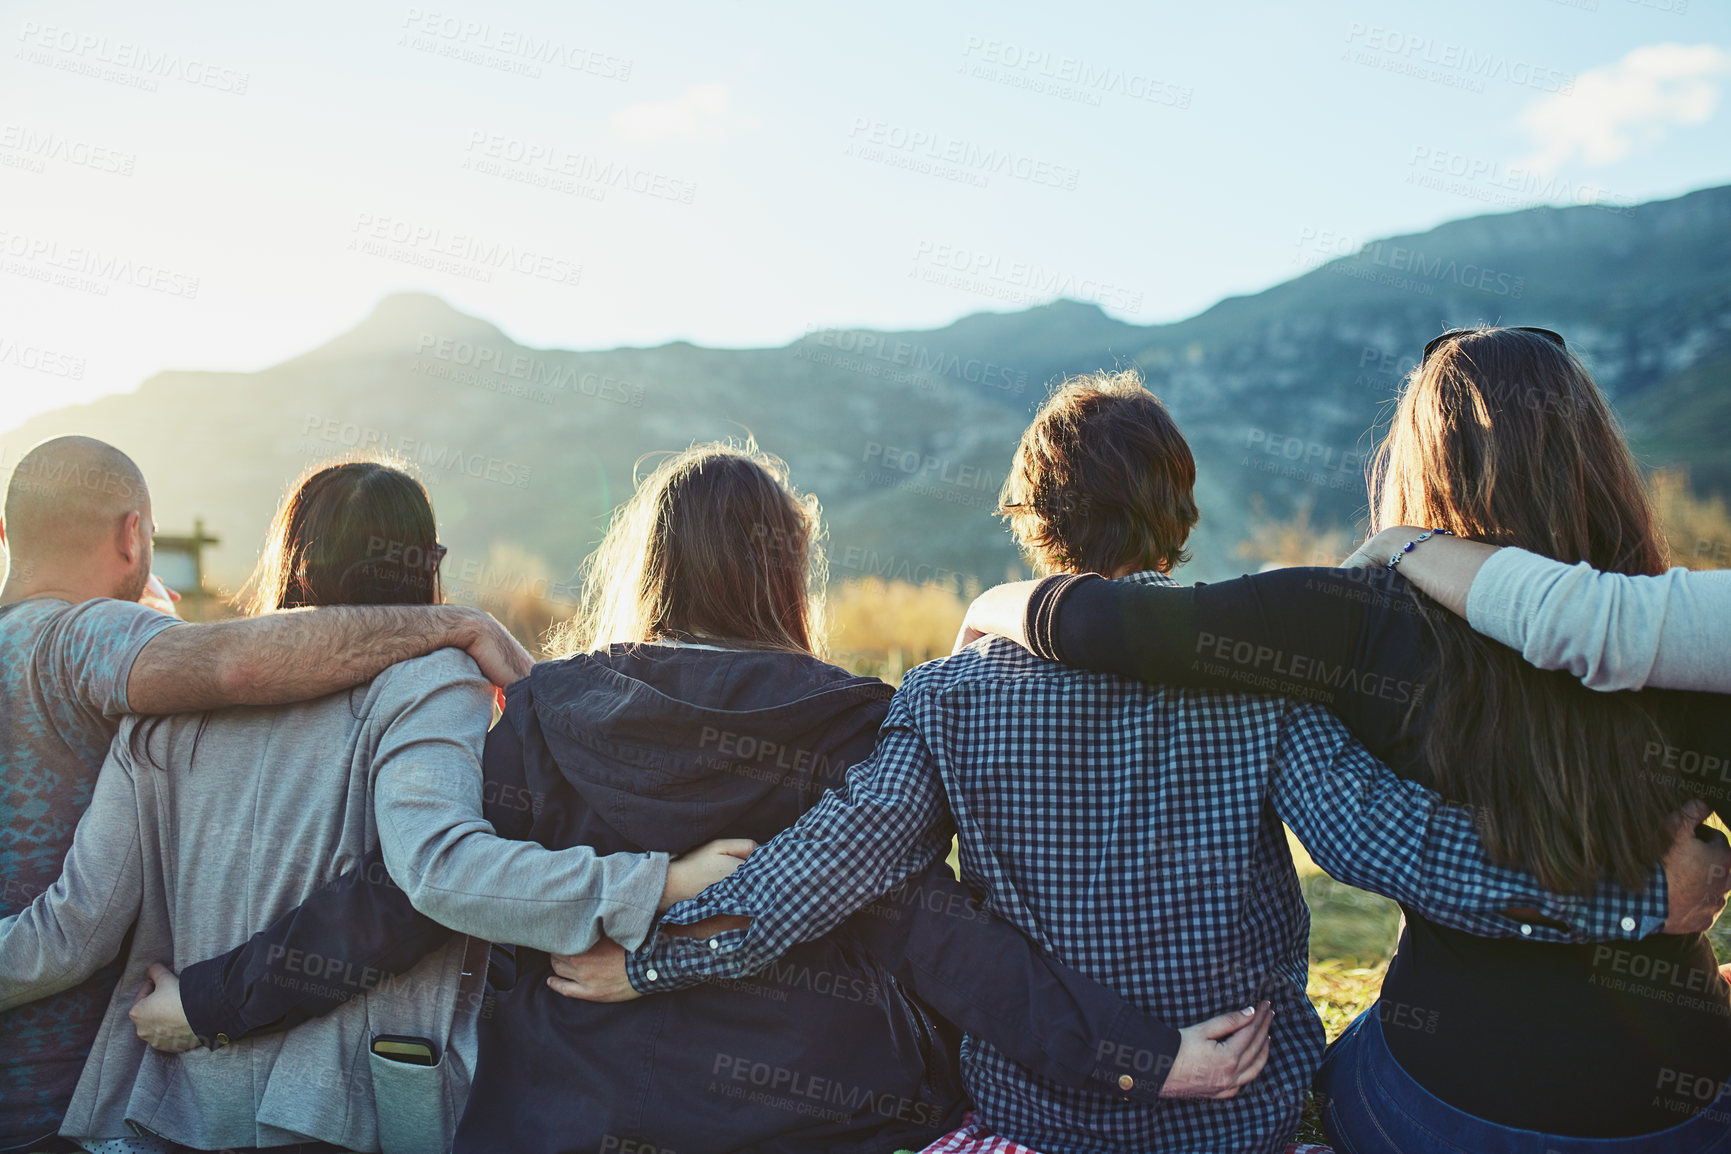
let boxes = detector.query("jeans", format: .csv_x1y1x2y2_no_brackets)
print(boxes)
1315,1008,1731,1154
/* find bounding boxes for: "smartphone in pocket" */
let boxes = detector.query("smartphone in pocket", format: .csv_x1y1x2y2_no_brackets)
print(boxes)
371,1034,439,1067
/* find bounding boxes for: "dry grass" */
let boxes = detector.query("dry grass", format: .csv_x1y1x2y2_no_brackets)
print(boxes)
1234,467,1731,574
1234,495,1355,573
1292,841,1395,1143
1652,468,1731,571
825,576,975,683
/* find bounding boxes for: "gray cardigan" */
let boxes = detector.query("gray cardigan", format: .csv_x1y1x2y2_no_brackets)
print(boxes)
0,649,668,1152
1466,547,1731,693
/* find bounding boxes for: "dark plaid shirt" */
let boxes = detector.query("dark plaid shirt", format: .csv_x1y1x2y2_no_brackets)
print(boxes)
628,572,1663,1154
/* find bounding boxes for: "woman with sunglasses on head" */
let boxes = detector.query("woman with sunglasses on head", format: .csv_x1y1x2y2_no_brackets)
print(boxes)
959,327,1731,1151
0,459,741,1154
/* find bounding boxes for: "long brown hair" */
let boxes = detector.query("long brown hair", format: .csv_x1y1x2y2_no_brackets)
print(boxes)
241,459,443,613
547,441,826,657
139,458,442,773
1371,326,1672,892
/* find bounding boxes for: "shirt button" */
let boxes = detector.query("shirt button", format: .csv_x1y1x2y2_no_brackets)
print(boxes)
215,1032,230,1047
645,968,659,982
1519,924,1533,936
1118,1074,1134,1092
708,938,720,950
1621,916,1637,932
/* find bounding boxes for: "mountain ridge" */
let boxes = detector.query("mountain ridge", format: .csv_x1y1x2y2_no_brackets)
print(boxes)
3,184,1727,599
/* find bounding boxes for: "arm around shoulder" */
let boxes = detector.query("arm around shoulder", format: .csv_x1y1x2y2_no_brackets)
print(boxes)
370,652,668,954
126,604,532,714
1466,548,1731,693
1271,704,1666,943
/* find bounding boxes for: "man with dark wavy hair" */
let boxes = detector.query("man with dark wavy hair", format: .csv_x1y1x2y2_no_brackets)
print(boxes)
994,370,1199,579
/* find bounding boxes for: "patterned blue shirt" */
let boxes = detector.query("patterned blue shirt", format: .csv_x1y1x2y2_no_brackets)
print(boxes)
0,597,178,1150
628,572,1665,1154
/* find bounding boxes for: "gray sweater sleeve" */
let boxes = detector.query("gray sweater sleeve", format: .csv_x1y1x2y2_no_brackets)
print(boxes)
370,651,670,954
1465,547,1731,693
0,741,144,1010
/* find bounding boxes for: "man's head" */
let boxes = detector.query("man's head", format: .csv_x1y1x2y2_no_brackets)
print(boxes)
998,370,1198,577
0,436,153,603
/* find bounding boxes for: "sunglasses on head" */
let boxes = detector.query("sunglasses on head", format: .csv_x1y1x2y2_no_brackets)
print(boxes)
1422,326,1565,364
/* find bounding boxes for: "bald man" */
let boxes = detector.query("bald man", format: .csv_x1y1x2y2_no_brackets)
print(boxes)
0,436,532,1153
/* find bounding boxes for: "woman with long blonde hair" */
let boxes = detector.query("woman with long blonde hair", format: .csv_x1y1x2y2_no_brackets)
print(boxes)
958,328,1731,1150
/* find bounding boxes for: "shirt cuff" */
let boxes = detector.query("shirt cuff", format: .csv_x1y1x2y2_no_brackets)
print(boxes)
1539,860,1668,941
1627,863,1670,939
177,955,246,1050
626,930,743,994
1025,574,1097,662
600,852,672,953
1089,1003,1183,1103
623,940,659,993
625,887,757,994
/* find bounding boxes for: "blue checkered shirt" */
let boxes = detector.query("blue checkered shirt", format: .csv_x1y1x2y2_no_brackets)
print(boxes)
628,572,1665,1154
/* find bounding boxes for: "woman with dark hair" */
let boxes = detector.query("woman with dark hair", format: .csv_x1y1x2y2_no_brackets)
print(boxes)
0,458,742,1154
959,327,1731,1150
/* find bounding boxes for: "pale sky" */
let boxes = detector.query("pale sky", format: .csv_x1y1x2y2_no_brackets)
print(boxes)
3,0,1728,432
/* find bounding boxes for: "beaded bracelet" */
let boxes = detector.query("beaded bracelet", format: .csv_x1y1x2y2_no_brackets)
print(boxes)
1387,527,1453,571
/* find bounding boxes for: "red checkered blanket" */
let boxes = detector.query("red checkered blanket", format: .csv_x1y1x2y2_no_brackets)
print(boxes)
914,1116,1334,1154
